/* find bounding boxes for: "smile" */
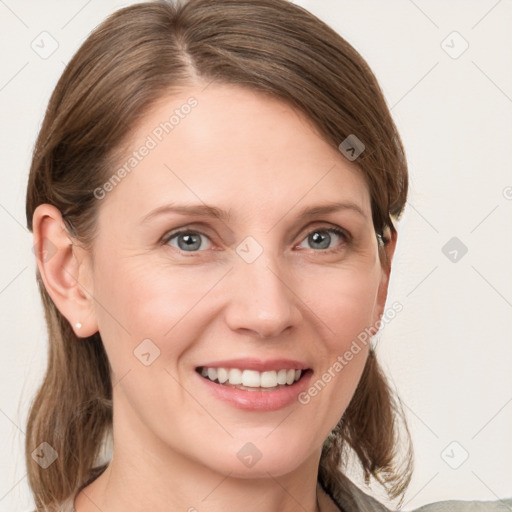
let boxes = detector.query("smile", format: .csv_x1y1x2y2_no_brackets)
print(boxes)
195,365,313,411
197,366,303,390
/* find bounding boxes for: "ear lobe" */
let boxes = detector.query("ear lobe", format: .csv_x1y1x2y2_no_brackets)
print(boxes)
32,204,98,338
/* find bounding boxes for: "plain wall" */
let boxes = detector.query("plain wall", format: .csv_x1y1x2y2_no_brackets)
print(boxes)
0,1,511,511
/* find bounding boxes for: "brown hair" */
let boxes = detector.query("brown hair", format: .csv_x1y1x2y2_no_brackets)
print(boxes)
25,0,412,510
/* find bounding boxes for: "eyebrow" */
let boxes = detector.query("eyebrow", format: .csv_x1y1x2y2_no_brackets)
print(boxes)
141,200,368,224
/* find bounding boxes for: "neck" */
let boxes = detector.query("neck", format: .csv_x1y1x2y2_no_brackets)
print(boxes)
75,458,329,512
74,399,333,512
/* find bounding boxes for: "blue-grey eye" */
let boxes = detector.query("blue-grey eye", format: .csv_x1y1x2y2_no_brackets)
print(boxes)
166,231,212,252
297,228,347,251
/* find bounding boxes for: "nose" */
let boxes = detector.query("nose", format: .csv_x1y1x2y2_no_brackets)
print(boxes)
224,250,303,339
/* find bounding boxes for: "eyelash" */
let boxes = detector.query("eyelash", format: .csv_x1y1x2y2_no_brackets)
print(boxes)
161,225,350,256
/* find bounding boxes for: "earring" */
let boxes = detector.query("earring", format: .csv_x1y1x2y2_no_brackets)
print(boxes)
75,322,82,329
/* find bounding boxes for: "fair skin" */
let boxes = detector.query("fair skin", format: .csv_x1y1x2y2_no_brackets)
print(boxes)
33,83,396,512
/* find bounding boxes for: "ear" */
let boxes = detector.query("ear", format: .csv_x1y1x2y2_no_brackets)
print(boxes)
374,227,398,322
32,204,98,338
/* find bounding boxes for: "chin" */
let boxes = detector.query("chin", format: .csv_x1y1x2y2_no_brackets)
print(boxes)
196,436,315,479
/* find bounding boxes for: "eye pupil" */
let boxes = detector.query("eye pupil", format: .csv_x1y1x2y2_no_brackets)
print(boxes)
178,233,201,251
310,231,330,249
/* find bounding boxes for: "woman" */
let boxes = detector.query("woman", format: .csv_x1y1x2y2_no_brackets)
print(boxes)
24,1,512,511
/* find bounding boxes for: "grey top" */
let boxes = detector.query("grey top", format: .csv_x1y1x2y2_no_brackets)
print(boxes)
52,475,512,512
324,474,512,512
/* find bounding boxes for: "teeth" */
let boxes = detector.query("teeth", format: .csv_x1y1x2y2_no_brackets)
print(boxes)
260,371,277,388
228,368,243,385
207,368,217,382
277,369,287,385
199,366,304,388
217,367,229,384
242,370,260,387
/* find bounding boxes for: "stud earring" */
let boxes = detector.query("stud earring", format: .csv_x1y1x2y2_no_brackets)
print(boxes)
75,322,82,329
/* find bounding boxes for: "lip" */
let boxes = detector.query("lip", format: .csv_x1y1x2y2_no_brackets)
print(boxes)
196,358,310,372
195,367,314,412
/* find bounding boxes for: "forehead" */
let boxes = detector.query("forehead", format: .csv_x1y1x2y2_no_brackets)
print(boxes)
100,83,371,223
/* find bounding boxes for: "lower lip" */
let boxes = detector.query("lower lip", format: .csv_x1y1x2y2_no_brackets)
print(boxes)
196,370,313,411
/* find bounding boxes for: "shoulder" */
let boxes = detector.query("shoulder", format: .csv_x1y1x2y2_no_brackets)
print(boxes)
410,498,512,512
324,473,512,512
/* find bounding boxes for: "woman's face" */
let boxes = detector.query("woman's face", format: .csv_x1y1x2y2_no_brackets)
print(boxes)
79,83,393,477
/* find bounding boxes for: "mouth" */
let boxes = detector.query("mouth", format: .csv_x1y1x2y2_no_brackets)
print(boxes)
195,366,313,392
194,358,314,411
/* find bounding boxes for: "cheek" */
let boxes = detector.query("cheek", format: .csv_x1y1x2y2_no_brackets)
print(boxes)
297,263,380,409
91,256,219,367
304,260,382,341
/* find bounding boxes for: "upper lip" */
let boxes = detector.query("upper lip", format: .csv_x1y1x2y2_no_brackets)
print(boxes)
196,358,311,372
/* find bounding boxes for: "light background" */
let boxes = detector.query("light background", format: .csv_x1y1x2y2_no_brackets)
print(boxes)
0,1,511,511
